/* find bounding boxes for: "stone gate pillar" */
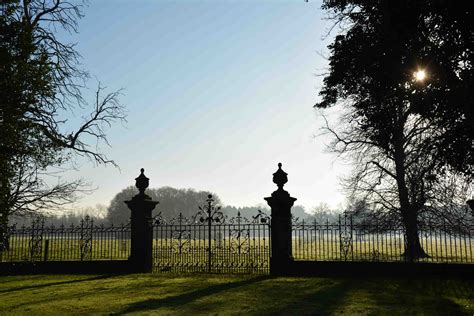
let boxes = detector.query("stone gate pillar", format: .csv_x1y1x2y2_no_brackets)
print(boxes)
265,163,297,276
125,168,159,273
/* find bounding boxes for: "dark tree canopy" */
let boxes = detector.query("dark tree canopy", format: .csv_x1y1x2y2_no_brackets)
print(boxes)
318,0,473,176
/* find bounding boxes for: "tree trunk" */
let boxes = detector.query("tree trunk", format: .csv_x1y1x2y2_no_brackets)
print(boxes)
0,174,11,252
0,213,9,252
402,208,428,262
392,118,427,262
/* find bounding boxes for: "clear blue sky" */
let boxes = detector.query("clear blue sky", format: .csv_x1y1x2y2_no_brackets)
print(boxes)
60,0,350,213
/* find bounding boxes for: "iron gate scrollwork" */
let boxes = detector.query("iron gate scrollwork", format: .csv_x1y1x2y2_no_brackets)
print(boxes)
170,213,192,255
152,195,271,273
29,216,44,261
80,215,93,261
339,212,353,261
229,212,250,255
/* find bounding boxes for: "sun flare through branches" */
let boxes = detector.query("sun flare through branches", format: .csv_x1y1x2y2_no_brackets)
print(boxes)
414,69,427,82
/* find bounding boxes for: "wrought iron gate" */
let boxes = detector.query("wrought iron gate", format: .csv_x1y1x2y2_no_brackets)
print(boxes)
152,195,271,273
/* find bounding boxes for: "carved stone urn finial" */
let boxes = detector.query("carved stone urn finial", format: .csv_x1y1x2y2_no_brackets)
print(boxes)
272,162,288,190
135,168,149,195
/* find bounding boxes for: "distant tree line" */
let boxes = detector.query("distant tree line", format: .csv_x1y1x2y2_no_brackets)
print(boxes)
10,187,470,232
10,186,348,226
105,187,337,225
105,186,222,224
10,204,108,227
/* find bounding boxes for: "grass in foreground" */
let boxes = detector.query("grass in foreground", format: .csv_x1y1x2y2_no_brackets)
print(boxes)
0,273,472,315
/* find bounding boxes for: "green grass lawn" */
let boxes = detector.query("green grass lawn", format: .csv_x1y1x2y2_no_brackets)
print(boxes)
0,273,472,315
4,234,472,264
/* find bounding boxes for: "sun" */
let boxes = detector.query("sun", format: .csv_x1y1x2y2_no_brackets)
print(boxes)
414,69,427,82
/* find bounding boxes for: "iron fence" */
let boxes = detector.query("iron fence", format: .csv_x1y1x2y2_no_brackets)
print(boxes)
0,216,131,262
152,208,271,274
2,211,473,270
292,215,474,263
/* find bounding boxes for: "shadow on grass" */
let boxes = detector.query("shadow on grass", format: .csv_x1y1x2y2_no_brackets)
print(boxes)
116,276,356,315
353,278,473,315
116,275,271,315
268,277,473,315
442,279,474,299
0,274,113,294
264,279,354,315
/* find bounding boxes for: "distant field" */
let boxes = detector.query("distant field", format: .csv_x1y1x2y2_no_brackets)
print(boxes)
292,236,474,263
2,236,472,264
0,273,472,315
0,238,131,262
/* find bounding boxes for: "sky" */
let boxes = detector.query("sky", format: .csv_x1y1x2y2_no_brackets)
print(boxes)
57,0,351,214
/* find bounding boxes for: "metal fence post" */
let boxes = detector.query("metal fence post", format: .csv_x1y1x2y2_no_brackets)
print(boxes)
338,214,341,261
350,215,354,261
80,218,84,261
196,194,224,273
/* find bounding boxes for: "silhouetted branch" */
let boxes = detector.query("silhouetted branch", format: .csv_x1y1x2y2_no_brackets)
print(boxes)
66,84,126,166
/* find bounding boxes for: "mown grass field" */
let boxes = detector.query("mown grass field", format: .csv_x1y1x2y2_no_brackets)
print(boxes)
3,233,473,264
0,273,472,315
292,236,474,263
